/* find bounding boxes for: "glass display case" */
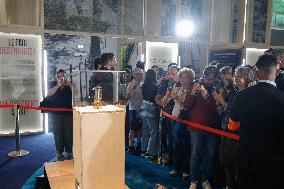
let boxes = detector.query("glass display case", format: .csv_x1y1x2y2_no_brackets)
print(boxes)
72,70,127,188
72,70,127,108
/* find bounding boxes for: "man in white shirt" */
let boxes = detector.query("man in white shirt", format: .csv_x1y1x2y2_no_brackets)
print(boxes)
126,68,144,153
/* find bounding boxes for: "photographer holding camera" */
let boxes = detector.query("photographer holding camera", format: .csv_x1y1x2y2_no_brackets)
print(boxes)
183,65,221,189
157,64,180,166
48,69,73,161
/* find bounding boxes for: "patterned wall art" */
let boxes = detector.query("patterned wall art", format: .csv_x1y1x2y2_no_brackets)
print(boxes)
44,33,119,80
44,0,143,36
252,0,268,43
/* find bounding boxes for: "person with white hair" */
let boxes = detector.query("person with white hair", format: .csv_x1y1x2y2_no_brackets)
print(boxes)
126,68,144,154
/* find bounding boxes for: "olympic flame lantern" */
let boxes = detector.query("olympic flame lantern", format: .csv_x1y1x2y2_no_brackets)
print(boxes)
92,86,102,109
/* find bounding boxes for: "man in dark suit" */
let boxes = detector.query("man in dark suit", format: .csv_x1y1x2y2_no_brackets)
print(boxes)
228,55,284,189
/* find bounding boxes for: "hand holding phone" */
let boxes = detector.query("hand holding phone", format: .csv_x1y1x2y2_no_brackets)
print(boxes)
191,83,201,95
199,85,208,98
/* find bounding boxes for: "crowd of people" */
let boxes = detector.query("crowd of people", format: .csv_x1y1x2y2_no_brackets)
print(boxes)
47,49,284,189
121,49,284,189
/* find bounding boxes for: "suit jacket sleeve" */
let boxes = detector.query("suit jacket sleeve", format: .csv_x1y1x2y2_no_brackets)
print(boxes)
228,94,240,131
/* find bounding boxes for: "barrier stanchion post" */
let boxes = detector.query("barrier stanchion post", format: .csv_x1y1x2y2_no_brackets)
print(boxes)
8,104,29,157
157,111,163,165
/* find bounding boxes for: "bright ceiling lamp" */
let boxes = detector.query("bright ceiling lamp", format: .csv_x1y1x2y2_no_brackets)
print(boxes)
175,20,194,38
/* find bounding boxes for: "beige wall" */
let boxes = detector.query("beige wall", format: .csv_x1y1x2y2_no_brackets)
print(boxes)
145,0,161,36
211,0,232,44
3,0,37,26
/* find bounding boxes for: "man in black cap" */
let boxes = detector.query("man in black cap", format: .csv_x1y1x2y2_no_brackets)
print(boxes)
228,54,284,189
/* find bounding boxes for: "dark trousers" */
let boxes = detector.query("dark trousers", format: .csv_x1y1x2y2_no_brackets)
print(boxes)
125,105,130,147
51,113,73,154
161,116,173,162
220,137,239,188
190,132,218,182
172,120,190,173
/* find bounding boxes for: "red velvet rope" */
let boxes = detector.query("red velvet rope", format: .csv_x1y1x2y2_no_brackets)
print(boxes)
0,104,239,140
162,111,240,141
0,104,72,112
0,104,14,108
20,105,73,112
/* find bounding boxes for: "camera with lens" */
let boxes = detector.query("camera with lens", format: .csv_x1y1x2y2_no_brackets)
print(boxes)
195,79,222,94
58,77,65,83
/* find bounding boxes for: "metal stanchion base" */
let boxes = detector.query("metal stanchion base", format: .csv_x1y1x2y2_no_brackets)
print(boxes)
8,150,29,157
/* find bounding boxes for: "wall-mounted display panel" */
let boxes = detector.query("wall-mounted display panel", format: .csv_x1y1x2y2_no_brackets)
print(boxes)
145,41,178,71
209,48,243,69
270,0,284,46
0,32,43,134
247,0,269,44
245,48,266,66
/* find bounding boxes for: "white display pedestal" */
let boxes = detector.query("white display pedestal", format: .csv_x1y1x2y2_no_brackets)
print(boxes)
73,105,126,189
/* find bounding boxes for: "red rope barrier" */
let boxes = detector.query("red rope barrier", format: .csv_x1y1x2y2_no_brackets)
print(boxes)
0,104,72,112
20,105,73,112
1,103,239,140
0,104,14,108
162,111,240,141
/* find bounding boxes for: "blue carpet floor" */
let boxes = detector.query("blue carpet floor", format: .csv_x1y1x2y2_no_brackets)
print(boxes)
0,133,56,189
125,154,189,189
1,134,221,189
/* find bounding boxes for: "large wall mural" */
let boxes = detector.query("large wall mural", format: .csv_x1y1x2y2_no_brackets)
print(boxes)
44,33,91,81
44,0,208,39
44,0,121,33
44,0,143,36
44,33,122,101
252,0,268,43
44,33,119,80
